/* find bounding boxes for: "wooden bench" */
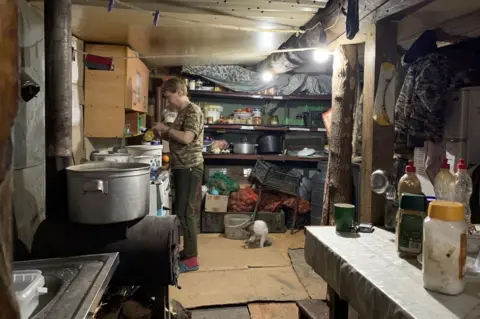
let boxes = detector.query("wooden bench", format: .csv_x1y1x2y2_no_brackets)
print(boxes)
296,299,329,319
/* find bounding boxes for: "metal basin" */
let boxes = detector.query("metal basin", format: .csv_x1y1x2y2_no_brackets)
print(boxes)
31,268,79,318
31,275,63,317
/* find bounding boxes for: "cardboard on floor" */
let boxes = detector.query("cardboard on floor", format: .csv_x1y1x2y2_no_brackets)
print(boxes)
170,266,309,308
173,231,309,309
196,234,291,271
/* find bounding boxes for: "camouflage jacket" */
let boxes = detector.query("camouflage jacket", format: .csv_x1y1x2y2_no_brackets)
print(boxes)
394,53,449,151
170,103,204,169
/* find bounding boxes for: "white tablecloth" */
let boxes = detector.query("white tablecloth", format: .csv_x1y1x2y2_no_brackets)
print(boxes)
305,226,480,319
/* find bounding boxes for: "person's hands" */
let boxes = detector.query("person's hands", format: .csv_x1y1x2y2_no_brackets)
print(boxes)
153,122,170,134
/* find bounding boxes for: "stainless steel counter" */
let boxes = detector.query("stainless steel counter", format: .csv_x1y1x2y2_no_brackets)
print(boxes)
14,252,119,319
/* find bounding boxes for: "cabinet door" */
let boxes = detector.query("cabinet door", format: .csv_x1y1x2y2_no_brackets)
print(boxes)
85,44,127,107
126,49,149,112
84,105,125,137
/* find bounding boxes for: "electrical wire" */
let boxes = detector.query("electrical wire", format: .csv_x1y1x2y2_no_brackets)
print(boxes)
324,1,343,32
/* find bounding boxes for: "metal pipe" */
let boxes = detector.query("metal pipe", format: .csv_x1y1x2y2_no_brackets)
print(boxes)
44,0,73,219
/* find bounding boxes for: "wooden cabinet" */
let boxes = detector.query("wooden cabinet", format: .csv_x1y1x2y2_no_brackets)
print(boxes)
84,44,149,137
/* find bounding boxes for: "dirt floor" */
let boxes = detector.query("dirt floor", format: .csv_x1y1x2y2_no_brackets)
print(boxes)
170,231,329,319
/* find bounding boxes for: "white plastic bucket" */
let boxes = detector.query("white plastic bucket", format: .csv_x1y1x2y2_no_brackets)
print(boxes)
224,214,252,240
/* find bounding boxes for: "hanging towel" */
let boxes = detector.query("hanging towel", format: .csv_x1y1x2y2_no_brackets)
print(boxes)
346,0,359,40
85,54,114,71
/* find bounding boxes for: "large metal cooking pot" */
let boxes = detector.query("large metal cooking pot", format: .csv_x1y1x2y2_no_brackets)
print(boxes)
257,134,281,154
232,143,256,154
90,151,131,163
66,162,151,225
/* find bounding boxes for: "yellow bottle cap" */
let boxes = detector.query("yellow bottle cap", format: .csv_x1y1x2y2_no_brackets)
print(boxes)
428,200,464,222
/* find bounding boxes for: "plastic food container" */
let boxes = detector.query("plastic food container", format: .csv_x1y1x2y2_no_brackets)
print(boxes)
423,201,467,295
14,270,48,319
233,112,252,120
204,105,223,123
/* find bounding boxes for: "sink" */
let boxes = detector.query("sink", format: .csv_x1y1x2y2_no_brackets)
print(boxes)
13,253,119,319
31,268,79,318
31,274,66,317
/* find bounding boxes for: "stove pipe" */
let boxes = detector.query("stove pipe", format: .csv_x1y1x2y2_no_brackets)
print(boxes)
44,0,73,220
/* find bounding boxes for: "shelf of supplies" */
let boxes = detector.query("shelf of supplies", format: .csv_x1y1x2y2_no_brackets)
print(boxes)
203,154,327,162
190,90,331,101
204,124,326,132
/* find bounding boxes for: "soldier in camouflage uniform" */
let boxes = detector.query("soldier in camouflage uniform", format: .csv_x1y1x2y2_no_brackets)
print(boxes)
154,77,204,273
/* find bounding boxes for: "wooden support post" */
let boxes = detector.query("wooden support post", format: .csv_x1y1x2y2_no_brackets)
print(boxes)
360,22,398,224
322,44,357,225
327,286,349,319
0,1,20,318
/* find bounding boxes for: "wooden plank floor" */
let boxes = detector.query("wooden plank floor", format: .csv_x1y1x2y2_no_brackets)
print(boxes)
248,303,298,319
191,306,251,319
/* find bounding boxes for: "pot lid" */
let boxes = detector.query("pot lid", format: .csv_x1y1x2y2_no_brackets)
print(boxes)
298,148,316,157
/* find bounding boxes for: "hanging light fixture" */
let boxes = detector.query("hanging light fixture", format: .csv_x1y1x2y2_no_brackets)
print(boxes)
313,48,331,63
261,71,274,82
311,23,331,63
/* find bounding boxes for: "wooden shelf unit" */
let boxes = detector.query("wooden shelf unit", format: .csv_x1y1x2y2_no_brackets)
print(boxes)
203,154,327,162
204,124,326,132
190,90,331,101
84,44,149,137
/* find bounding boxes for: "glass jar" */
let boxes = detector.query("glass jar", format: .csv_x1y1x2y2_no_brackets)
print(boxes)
385,199,398,231
253,116,262,125
271,115,279,125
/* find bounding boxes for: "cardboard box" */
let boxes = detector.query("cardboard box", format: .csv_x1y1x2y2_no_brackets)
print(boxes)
205,194,229,213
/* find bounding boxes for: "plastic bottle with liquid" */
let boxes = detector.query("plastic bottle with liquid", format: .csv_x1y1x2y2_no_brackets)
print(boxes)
434,158,455,201
397,160,422,200
454,159,473,227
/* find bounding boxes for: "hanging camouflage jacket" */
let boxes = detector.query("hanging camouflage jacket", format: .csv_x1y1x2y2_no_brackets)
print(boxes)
394,53,449,151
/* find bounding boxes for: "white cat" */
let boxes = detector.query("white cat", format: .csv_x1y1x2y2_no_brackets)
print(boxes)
244,220,269,248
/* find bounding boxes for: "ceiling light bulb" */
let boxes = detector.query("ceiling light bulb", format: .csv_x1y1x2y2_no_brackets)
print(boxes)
261,71,274,82
313,48,330,63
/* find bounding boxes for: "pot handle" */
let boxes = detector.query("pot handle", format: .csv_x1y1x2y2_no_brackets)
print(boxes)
83,179,108,194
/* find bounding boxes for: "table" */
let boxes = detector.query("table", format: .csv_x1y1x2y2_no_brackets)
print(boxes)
305,226,480,319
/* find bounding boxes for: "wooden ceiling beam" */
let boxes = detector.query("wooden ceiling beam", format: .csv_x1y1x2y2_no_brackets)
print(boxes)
126,0,328,6
325,0,437,49
48,0,326,12
398,8,480,48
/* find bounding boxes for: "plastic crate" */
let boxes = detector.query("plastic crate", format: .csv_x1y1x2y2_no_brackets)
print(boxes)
202,212,226,233
14,270,48,319
256,210,286,233
251,160,274,184
251,160,302,195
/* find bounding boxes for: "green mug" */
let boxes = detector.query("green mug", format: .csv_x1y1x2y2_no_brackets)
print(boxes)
334,203,355,232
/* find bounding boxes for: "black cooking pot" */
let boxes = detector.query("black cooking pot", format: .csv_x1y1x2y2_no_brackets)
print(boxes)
257,135,281,154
